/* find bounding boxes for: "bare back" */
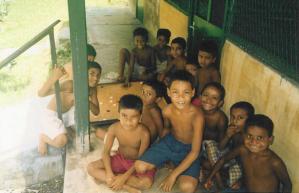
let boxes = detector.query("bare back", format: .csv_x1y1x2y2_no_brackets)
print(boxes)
47,80,74,113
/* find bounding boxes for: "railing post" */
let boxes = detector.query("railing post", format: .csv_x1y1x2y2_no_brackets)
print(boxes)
67,0,90,154
49,28,63,120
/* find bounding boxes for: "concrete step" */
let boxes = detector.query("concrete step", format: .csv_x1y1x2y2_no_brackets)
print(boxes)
0,146,65,190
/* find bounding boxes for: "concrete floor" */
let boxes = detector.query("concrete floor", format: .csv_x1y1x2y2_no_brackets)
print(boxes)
63,3,206,193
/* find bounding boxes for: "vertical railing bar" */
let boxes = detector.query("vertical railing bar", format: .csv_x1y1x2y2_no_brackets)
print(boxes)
49,28,63,120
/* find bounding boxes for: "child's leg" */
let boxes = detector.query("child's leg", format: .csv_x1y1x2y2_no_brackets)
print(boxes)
86,159,107,183
38,133,67,155
178,175,198,193
126,175,153,190
118,48,130,81
205,140,225,189
134,160,156,174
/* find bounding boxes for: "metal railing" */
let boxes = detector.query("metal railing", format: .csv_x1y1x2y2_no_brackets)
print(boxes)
0,20,63,119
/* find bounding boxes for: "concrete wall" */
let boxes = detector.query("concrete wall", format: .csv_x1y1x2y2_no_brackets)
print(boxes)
127,0,136,16
159,0,188,40
221,40,299,192
143,0,160,43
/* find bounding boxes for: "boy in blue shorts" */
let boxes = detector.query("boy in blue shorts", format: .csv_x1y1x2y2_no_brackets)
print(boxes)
135,70,204,193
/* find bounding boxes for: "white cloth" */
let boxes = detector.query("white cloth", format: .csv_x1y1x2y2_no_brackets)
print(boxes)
40,108,67,140
156,59,167,73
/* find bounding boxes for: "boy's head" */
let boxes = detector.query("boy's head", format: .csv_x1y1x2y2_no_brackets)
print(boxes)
200,82,225,112
185,62,198,77
167,70,195,110
142,80,166,105
170,37,186,58
230,101,255,130
133,27,149,49
156,28,171,47
88,61,102,87
244,114,274,153
118,94,143,130
198,40,218,68
87,44,97,62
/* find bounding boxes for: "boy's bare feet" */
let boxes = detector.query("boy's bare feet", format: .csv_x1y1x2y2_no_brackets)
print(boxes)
38,134,48,156
123,184,142,193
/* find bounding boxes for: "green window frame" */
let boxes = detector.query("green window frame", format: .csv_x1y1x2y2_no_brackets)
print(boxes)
165,0,190,15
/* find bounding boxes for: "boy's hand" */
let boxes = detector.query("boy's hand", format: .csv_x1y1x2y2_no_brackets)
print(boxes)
111,174,127,191
52,66,66,80
106,173,115,187
204,179,213,190
159,173,177,192
226,124,240,138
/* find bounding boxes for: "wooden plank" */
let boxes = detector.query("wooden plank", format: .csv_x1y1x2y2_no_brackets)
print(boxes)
90,81,167,123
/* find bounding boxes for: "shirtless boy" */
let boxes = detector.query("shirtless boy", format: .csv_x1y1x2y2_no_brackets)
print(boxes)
37,61,101,155
87,95,155,193
197,40,221,92
200,82,228,187
159,37,187,84
135,70,204,193
205,114,292,193
117,27,156,83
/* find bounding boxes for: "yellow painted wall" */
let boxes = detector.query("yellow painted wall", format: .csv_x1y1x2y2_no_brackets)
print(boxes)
221,40,299,191
159,0,188,40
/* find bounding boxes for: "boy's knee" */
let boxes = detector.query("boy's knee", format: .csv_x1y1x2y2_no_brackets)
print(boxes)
135,160,148,173
179,179,198,193
57,134,67,147
86,162,93,175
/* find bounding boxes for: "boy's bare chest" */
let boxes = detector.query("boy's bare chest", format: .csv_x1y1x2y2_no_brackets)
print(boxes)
116,131,141,147
242,154,273,177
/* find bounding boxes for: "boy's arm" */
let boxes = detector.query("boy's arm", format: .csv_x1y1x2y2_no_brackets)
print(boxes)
205,146,242,189
128,50,135,81
150,108,164,138
38,67,68,97
89,87,100,115
219,124,240,150
102,125,116,184
211,68,221,82
272,158,292,193
217,113,228,143
160,107,171,138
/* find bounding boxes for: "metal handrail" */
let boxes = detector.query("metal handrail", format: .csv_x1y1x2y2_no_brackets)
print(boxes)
0,19,63,119
0,20,60,69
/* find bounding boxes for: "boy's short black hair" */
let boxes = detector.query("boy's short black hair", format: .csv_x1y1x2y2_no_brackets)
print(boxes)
198,40,218,57
201,82,225,101
133,27,149,42
88,61,102,72
171,37,187,50
157,28,171,43
87,44,96,57
230,101,255,118
168,70,195,89
245,114,274,137
143,80,166,98
119,94,143,113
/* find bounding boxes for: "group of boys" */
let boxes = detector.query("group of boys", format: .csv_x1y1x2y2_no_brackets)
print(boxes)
36,26,292,193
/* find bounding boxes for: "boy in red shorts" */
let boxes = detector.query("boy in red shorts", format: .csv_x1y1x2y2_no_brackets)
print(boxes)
87,94,155,193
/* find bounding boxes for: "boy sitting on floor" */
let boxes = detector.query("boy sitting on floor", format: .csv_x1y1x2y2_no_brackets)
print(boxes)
87,94,155,193
135,70,204,193
117,27,156,84
205,114,292,193
37,61,101,155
